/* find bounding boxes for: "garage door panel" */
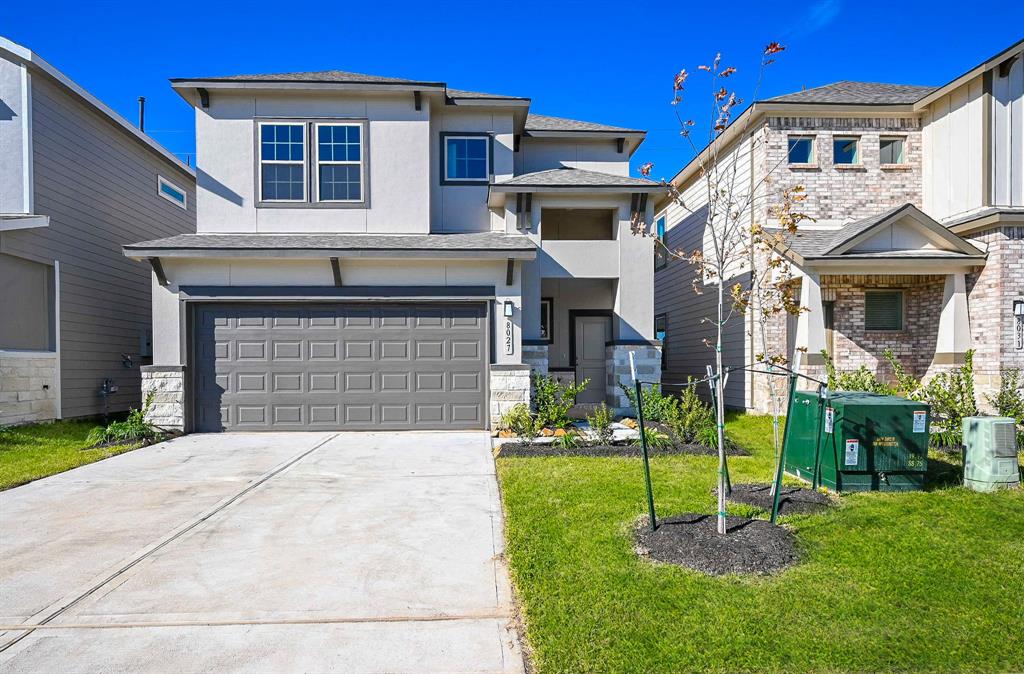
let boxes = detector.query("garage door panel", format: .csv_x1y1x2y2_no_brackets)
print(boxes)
193,303,487,431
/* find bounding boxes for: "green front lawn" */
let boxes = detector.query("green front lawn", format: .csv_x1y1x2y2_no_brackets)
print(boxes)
0,421,140,490
497,414,1024,673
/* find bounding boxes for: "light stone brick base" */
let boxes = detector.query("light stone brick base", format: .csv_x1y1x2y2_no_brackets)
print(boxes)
141,365,185,431
606,343,662,414
0,352,59,425
522,343,549,376
489,364,531,428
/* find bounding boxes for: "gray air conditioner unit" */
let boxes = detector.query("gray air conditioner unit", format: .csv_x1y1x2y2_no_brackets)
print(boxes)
962,417,1020,492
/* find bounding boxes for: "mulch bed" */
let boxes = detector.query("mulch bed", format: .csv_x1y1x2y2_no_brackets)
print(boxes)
497,442,751,458
635,513,799,576
719,482,834,515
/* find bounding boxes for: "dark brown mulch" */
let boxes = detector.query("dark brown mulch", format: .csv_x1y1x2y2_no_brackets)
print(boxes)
497,442,751,458
719,482,834,515
635,513,799,576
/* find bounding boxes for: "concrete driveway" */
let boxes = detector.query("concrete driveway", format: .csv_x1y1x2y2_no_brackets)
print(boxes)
0,432,523,673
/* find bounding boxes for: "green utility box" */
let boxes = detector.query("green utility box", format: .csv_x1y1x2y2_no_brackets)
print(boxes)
784,391,929,492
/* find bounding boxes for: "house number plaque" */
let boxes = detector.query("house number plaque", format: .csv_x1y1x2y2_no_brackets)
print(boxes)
505,319,514,355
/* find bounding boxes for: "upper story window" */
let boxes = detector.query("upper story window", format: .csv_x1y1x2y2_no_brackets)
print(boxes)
316,123,363,202
259,123,305,202
879,137,906,165
654,216,668,271
157,176,187,209
443,135,489,183
833,136,860,165
865,290,903,331
787,136,815,165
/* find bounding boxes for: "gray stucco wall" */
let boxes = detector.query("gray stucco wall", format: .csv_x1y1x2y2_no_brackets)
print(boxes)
0,72,195,419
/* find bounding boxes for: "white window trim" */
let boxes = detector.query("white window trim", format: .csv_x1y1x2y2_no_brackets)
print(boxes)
787,135,816,165
314,122,364,203
157,176,187,209
444,135,490,182
833,135,861,165
258,121,307,203
879,136,907,165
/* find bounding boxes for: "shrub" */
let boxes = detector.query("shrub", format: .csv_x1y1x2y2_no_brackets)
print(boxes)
919,350,977,449
822,350,894,395
532,374,589,429
552,430,582,450
586,402,615,445
631,426,672,450
662,380,717,446
86,392,161,447
499,403,539,439
985,368,1024,450
619,383,676,422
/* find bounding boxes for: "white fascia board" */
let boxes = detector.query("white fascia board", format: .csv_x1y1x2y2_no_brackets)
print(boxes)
0,36,195,178
0,214,49,231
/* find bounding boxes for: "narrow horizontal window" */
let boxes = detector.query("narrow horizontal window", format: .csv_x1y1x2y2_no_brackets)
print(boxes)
833,136,860,165
316,123,363,202
865,290,903,331
444,136,489,182
879,137,906,164
259,123,306,202
787,136,814,164
157,176,187,208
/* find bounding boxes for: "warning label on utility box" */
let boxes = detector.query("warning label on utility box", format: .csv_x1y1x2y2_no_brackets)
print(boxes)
824,408,834,434
845,439,859,466
913,410,927,433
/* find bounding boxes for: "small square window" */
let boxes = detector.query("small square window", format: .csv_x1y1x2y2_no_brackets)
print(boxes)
865,290,903,331
833,137,860,165
788,137,814,164
157,176,187,209
444,136,489,182
880,137,906,165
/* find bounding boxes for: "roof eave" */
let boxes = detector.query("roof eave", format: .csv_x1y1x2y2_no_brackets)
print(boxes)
125,247,536,261
914,38,1024,110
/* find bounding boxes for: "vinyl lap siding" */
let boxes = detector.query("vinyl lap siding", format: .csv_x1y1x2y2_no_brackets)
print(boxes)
654,209,748,408
0,75,195,418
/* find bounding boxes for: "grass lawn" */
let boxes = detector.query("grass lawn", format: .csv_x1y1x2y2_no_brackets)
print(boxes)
0,420,140,490
497,414,1024,673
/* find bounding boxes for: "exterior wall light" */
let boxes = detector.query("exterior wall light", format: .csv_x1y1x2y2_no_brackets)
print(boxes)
503,300,514,317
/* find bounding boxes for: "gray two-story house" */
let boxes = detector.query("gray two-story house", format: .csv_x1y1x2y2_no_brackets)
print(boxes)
0,37,196,426
124,70,662,432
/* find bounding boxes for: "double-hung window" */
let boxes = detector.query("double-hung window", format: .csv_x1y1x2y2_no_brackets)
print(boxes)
444,135,489,182
316,123,363,202
259,123,305,201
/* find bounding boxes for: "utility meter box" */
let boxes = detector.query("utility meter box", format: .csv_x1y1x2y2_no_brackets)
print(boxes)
784,391,929,492
962,417,1020,492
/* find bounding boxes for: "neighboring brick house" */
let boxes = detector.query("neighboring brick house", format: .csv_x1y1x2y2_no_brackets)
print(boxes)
654,39,1024,411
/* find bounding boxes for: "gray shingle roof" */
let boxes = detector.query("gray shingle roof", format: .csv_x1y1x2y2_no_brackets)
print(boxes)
494,168,659,188
525,114,643,133
446,88,529,101
125,231,535,253
764,81,936,105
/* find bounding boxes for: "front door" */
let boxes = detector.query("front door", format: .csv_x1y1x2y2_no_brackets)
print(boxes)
574,315,611,405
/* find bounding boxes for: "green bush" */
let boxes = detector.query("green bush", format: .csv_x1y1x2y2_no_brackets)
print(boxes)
585,403,615,445
552,430,582,450
985,368,1024,450
532,374,589,429
619,383,677,422
661,379,717,446
499,403,539,439
86,392,161,447
823,350,894,395
631,426,672,450
918,350,977,449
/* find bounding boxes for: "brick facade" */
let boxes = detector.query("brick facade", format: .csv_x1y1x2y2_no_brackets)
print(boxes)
606,343,662,413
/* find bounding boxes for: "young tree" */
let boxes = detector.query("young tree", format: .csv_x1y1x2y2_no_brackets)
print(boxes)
634,43,808,534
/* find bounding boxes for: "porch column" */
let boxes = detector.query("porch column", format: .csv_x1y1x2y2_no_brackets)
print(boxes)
933,272,971,364
794,271,827,375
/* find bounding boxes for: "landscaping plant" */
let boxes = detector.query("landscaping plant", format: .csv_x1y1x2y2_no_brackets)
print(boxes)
661,380,717,447
585,402,615,445
619,383,677,423
531,374,589,429
985,368,1024,449
551,430,582,451
631,426,672,450
499,403,540,440
86,392,162,447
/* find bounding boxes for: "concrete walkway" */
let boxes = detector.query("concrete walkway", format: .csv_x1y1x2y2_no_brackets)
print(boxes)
0,432,523,673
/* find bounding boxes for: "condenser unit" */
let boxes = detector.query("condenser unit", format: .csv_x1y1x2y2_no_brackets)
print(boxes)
962,417,1020,492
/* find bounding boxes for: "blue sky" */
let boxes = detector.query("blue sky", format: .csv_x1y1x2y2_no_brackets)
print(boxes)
4,0,1022,179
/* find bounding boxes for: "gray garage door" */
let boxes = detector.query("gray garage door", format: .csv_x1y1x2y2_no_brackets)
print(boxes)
192,303,488,431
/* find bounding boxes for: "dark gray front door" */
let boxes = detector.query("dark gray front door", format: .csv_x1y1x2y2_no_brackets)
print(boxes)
574,315,610,405
192,303,487,431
